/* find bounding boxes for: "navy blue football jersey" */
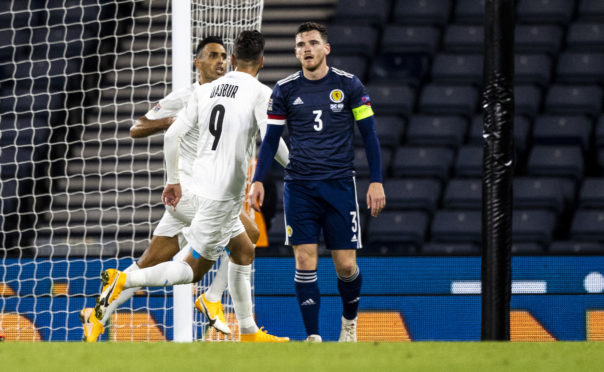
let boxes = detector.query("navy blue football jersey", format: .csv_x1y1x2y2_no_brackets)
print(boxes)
267,67,374,181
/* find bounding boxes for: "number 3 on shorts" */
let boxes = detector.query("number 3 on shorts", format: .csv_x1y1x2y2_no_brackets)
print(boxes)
350,211,358,233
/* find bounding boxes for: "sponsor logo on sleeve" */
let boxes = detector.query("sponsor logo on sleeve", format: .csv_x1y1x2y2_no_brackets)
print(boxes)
153,103,161,112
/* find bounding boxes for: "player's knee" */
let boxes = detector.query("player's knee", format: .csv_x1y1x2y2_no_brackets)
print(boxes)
336,262,357,278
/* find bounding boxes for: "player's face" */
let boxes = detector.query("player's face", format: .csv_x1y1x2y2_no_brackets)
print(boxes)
194,43,227,83
295,30,330,72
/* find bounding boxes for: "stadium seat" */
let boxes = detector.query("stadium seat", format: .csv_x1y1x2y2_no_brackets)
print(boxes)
366,84,416,117
0,29,18,60
369,53,429,87
515,25,564,55
329,55,368,82
577,0,604,21
391,146,455,181
516,0,574,24
595,115,604,147
556,52,604,84
578,178,604,209
381,25,441,55
382,178,442,212
354,147,392,179
532,115,593,150
431,53,482,86
454,0,485,24
468,115,532,156
565,22,604,51
549,241,604,254
512,209,557,247
393,0,452,27
332,0,389,26
454,146,483,178
544,85,603,118
421,242,480,255
514,177,566,214
511,242,545,255
442,24,483,53
526,146,584,181
405,115,467,148
366,210,430,248
431,210,481,244
570,210,604,241
515,54,552,87
514,85,542,119
442,178,482,209
327,25,379,57
359,116,406,149
0,146,34,179
418,84,479,117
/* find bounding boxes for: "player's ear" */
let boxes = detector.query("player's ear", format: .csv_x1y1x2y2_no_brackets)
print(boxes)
231,54,237,68
324,42,331,56
259,56,264,69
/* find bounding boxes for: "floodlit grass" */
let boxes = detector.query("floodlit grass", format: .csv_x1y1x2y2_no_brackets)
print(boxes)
1,341,602,372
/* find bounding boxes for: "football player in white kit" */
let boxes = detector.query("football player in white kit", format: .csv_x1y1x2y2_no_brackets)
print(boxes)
96,31,289,342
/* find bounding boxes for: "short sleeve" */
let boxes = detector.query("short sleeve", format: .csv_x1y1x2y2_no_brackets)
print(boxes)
267,84,288,125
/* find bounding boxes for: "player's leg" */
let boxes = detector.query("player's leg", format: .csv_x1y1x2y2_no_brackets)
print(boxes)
321,178,363,342
284,180,323,342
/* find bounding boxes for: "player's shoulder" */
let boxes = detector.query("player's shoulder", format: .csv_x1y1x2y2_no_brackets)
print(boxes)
276,71,301,88
330,66,356,80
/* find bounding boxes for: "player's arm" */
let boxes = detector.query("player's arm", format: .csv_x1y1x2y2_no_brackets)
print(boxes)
256,106,289,168
130,115,176,138
354,99,386,217
249,123,285,212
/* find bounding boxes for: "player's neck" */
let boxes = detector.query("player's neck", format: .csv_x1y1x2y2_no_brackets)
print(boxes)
302,64,329,81
234,66,260,77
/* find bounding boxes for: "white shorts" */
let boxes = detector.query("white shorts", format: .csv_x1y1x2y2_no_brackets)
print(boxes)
153,190,199,238
183,196,245,261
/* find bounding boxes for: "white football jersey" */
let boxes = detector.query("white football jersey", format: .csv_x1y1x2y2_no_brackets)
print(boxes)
165,71,275,200
144,83,201,189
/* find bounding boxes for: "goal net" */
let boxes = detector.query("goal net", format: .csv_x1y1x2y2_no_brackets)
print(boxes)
0,0,263,342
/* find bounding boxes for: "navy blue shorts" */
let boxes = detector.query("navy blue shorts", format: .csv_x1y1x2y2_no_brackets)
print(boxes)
283,177,362,250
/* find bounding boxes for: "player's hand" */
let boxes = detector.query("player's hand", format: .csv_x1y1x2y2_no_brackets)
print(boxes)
162,183,182,210
248,181,265,213
367,182,386,217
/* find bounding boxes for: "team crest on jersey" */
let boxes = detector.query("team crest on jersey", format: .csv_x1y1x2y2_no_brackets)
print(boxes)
329,89,344,103
286,225,293,237
268,98,273,112
153,102,161,112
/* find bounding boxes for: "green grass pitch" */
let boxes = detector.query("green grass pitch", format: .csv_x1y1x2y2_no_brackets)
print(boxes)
2,342,603,372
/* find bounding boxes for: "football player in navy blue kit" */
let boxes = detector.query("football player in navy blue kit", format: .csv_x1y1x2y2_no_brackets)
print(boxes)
248,22,386,342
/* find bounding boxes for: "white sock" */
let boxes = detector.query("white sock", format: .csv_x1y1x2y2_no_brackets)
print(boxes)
228,262,258,334
204,251,229,303
100,262,141,325
125,261,193,288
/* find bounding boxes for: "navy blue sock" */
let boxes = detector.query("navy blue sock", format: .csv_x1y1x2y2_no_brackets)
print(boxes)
295,269,320,336
337,266,362,320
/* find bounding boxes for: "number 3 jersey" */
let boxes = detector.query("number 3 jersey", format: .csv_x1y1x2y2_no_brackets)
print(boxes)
267,67,374,181
165,71,276,201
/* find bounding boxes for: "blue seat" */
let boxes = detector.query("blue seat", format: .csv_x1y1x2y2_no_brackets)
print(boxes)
515,54,552,87
443,24,483,53
327,25,379,57
549,241,604,254
366,84,416,117
406,115,467,148
419,84,479,117
431,53,482,86
381,25,441,55
329,55,368,82
355,116,406,149
544,85,603,118
0,117,51,147
332,0,389,26
393,0,452,27
468,115,532,156
383,178,442,212
566,23,604,51
578,0,604,21
556,52,604,84
570,210,604,241
354,147,392,179
515,85,542,119
391,146,455,181
454,0,485,24
578,178,604,209
595,115,604,147
526,146,584,181
512,242,545,255
514,177,566,213
369,53,429,87
515,25,563,55
454,146,482,178
366,210,430,248
516,0,574,24
421,242,480,255
532,115,593,150
431,210,481,244
442,178,482,209
512,210,557,247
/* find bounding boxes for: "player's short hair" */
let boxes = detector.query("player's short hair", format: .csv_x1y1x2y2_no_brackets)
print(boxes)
233,30,265,62
296,22,328,42
195,36,224,58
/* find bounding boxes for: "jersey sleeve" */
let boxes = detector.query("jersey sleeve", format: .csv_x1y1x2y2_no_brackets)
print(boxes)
349,76,374,121
256,85,289,168
144,88,189,120
163,89,198,184
267,84,288,126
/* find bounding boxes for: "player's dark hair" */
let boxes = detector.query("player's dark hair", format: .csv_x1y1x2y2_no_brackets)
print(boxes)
233,30,265,62
296,22,328,42
195,36,224,58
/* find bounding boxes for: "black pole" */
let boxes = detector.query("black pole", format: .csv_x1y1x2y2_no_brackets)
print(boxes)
481,0,514,341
